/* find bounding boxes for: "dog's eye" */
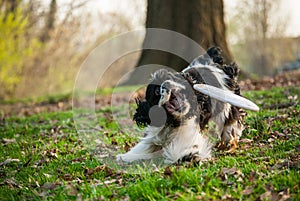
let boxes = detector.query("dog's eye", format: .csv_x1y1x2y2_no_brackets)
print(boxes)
155,87,160,96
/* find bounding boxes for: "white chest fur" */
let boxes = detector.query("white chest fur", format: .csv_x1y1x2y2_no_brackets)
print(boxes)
116,117,212,164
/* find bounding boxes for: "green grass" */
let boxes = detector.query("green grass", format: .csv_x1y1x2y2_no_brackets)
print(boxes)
0,86,299,200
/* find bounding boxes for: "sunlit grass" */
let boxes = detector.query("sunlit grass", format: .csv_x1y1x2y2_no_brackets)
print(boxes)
0,86,299,200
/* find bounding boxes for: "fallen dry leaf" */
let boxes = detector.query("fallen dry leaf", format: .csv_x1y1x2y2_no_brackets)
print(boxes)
86,166,105,175
221,167,237,175
237,177,243,182
259,190,281,201
278,188,290,201
163,166,173,177
61,174,73,181
103,179,117,185
124,141,133,152
248,170,257,182
242,186,254,195
111,138,118,145
76,194,83,201
1,138,16,145
41,182,60,190
43,173,52,178
0,159,20,166
66,184,79,196
260,190,272,200
0,178,22,189
226,130,239,154
239,138,253,143
211,186,220,192
70,157,86,163
84,164,114,177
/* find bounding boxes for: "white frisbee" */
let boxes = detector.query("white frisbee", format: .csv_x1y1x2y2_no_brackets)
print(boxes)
193,84,259,111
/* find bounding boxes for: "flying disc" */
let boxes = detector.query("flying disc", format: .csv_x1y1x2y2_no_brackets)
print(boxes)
193,84,259,111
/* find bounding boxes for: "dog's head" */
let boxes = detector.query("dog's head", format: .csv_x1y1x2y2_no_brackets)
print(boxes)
133,47,259,129
134,69,198,128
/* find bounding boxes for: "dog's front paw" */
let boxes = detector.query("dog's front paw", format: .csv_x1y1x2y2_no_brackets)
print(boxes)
180,152,197,162
116,154,126,163
116,154,122,162
116,153,135,164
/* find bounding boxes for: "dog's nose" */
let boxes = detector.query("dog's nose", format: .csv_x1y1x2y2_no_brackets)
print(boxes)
159,86,171,106
160,86,170,95
149,105,167,127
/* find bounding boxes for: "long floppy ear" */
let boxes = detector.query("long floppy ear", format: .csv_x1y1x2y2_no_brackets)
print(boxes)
193,84,259,111
133,99,151,127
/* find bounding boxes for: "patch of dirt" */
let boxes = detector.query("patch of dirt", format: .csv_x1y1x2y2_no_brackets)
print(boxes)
0,92,138,118
239,69,300,91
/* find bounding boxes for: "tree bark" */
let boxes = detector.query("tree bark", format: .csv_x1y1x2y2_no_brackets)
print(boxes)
137,0,232,72
40,0,57,42
1,0,19,19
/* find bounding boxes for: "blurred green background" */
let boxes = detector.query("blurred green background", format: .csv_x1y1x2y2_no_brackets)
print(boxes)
0,0,299,100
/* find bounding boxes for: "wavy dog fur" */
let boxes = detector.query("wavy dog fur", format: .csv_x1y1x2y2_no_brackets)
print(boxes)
117,47,245,164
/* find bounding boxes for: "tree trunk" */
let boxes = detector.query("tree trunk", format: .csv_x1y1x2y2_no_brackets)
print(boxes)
40,0,57,42
137,0,232,72
1,0,19,19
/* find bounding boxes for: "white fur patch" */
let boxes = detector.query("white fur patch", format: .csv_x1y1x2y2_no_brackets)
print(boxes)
116,117,212,164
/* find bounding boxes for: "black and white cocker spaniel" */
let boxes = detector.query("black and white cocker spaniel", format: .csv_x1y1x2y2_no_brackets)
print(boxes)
116,47,258,164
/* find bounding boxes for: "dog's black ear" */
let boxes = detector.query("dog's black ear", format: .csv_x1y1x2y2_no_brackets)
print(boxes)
133,98,151,127
223,62,239,79
206,46,224,65
223,62,241,95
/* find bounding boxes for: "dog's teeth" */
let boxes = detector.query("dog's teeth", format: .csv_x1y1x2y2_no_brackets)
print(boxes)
193,84,259,111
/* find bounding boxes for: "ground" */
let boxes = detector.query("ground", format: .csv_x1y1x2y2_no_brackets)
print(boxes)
0,71,299,200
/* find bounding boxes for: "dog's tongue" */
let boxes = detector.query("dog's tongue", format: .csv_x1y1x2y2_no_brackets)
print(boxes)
165,98,183,113
165,102,176,113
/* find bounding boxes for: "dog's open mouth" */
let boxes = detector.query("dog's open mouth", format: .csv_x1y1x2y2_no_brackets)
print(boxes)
164,91,185,114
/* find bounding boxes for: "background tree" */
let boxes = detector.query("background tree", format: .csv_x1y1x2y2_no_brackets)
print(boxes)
0,0,145,100
227,0,291,75
0,0,92,99
40,0,57,42
137,0,232,72
0,1,40,99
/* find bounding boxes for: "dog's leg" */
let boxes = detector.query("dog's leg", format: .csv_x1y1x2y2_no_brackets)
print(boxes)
117,126,165,163
217,107,244,152
221,107,244,142
210,100,231,139
221,120,243,142
116,140,162,163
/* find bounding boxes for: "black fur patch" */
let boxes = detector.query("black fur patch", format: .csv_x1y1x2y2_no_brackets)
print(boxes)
133,99,151,127
133,47,244,132
207,46,224,65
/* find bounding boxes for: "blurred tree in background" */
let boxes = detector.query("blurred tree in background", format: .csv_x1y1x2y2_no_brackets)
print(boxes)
227,0,297,75
0,0,96,100
137,0,232,72
40,0,57,42
0,0,145,100
0,0,298,100
0,1,40,99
